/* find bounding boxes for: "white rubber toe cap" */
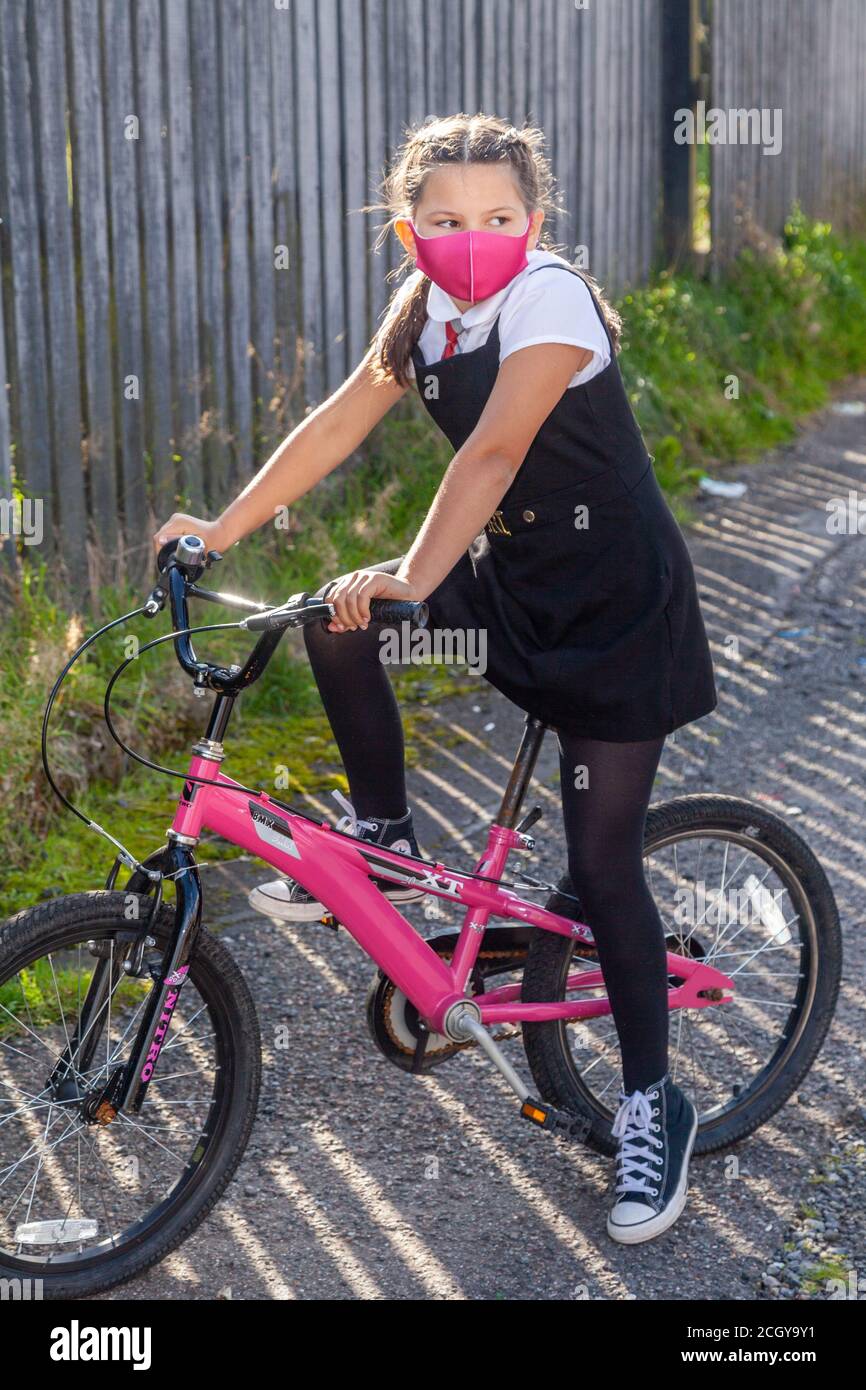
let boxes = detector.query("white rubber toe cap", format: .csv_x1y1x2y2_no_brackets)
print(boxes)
247,881,322,922
609,1200,656,1229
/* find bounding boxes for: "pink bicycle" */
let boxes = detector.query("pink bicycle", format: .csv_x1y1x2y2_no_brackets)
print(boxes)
0,536,841,1297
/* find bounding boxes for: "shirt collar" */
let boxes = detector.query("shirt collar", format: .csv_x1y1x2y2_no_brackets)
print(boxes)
424,249,555,329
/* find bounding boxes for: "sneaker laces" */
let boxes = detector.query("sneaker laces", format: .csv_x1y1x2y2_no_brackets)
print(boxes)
610,1087,664,1196
331,789,381,838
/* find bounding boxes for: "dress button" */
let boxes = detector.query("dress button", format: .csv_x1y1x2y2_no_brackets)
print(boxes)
522,509,535,522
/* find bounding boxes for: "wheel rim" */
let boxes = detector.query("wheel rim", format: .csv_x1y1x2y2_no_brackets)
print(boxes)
557,825,820,1129
0,920,231,1274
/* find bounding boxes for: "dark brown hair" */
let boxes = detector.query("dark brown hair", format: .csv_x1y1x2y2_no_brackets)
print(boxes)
367,112,622,387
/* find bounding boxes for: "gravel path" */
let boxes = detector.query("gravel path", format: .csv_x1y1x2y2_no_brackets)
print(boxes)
100,382,866,1301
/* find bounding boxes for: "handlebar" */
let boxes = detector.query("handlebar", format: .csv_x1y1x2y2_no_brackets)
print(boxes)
241,595,428,632
149,535,428,695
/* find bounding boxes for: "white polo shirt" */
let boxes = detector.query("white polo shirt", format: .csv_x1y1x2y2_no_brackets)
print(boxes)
396,248,612,389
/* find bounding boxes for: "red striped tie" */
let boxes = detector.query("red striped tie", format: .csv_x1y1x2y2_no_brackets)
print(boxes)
442,320,461,359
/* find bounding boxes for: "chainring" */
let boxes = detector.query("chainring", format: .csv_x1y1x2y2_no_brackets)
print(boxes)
366,930,530,1073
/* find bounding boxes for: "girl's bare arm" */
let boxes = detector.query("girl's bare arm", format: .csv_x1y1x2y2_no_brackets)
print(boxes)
152,347,408,553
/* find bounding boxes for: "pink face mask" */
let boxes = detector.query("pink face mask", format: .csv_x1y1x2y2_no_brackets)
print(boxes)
408,215,532,303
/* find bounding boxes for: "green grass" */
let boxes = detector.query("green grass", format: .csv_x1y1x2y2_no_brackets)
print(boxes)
0,957,149,1042
619,206,866,520
4,204,866,918
800,1255,851,1297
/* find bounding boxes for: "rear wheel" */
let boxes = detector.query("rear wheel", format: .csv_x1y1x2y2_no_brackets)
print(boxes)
521,796,842,1155
0,891,260,1298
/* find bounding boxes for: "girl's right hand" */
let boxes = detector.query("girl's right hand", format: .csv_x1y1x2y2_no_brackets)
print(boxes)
152,514,230,559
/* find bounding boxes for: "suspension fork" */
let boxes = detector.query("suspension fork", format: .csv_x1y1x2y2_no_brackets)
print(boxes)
77,840,203,1122
47,853,162,1092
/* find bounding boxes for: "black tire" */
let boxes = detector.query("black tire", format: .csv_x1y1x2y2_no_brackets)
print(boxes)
0,891,261,1299
521,796,842,1156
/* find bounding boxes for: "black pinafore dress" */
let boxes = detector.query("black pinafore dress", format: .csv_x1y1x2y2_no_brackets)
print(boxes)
410,264,717,742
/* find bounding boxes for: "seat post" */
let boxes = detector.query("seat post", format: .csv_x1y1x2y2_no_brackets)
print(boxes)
495,716,549,828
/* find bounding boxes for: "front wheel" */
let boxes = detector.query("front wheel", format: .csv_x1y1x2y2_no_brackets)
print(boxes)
521,796,842,1156
0,891,261,1299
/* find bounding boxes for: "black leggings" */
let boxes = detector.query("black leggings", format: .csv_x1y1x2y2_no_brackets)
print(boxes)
304,566,669,1093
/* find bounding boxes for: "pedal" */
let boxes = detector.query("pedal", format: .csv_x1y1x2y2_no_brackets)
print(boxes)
319,913,340,932
520,1097,593,1142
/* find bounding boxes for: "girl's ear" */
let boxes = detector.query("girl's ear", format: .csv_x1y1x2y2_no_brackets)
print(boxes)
527,208,545,251
394,217,417,259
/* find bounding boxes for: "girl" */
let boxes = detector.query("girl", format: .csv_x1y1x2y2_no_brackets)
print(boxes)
155,114,717,1245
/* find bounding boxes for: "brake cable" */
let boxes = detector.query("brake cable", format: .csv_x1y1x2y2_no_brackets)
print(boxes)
102,619,264,795
41,609,263,875
40,605,160,873
45,605,582,908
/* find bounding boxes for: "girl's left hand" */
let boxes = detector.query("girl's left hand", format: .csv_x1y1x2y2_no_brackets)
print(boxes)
324,569,419,632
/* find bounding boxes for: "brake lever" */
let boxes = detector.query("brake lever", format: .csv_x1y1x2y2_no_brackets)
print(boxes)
240,598,333,632
143,583,168,618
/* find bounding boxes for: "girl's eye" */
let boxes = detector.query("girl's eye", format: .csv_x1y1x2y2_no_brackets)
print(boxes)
430,215,513,230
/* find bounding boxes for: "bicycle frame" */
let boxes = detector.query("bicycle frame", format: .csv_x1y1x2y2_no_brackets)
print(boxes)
87,757,733,1121
160,754,735,1042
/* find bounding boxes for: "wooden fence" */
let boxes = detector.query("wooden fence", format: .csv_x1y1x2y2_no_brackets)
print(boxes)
710,0,866,263
0,0,864,595
0,0,662,592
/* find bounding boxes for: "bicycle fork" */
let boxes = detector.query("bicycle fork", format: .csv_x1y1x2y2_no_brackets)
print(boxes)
49,838,202,1125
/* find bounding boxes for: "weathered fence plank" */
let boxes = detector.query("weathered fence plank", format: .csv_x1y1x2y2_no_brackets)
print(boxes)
165,0,203,511
135,0,174,518
0,260,16,577
68,0,117,559
191,0,231,508
0,0,53,548
462,0,478,115
221,0,253,474
342,0,368,372
246,0,276,440
270,0,299,400
405,0,426,128
317,0,346,395
33,0,87,587
100,0,146,574
364,0,389,331
443,1,462,116
293,0,324,402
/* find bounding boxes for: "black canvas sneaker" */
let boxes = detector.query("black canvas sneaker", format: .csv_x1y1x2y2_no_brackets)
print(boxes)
247,790,428,922
606,1071,699,1244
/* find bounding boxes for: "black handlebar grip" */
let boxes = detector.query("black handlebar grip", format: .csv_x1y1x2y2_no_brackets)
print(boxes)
244,608,287,631
156,537,181,574
367,599,429,628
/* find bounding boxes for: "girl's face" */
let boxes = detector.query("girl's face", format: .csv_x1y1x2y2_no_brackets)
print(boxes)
395,163,544,310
